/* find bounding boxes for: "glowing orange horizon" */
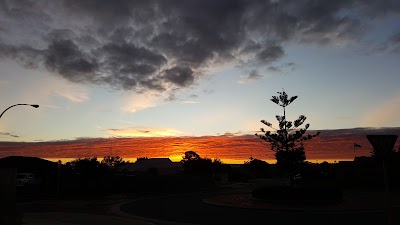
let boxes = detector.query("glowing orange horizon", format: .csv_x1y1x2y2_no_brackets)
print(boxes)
1,130,394,164
43,157,352,165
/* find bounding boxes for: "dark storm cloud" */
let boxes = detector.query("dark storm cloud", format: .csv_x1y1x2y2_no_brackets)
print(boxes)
45,40,99,83
370,30,400,54
163,66,195,87
0,44,43,68
248,70,263,80
267,66,281,72
389,31,400,53
97,42,167,67
266,62,296,73
285,62,296,67
391,32,400,44
256,45,285,64
165,93,177,102
45,29,78,42
0,0,399,93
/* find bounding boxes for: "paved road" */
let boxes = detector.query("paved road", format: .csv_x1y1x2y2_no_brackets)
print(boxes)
120,191,390,225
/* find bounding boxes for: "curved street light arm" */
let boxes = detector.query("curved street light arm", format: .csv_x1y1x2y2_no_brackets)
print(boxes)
0,104,39,119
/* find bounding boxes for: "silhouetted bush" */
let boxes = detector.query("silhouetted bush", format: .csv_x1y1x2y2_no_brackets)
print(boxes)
243,157,271,178
181,151,226,177
101,155,129,168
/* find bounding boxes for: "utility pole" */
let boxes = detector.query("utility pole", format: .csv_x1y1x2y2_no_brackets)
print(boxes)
57,160,61,194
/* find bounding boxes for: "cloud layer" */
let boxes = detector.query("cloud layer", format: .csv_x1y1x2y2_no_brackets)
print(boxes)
1,127,399,161
1,0,399,95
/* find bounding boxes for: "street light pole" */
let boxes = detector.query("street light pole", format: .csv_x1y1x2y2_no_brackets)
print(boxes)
57,160,61,194
0,104,39,119
0,103,39,225
367,135,398,225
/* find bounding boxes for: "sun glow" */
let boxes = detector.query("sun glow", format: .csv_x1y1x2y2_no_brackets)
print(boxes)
3,128,399,163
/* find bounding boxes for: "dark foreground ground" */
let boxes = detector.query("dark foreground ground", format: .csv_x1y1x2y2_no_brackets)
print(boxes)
19,179,400,225
119,191,400,225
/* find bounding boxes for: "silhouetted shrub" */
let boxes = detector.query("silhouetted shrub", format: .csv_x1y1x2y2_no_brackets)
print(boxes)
181,151,225,176
101,155,129,168
243,157,270,178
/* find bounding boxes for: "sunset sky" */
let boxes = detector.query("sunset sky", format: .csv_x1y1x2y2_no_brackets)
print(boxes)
1,1,400,161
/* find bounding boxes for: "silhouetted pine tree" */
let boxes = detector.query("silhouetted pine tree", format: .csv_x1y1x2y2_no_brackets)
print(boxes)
256,91,320,186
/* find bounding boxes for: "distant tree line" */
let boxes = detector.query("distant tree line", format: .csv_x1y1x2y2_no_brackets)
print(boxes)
64,156,129,176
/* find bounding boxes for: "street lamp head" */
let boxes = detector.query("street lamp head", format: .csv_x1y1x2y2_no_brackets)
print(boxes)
0,103,40,119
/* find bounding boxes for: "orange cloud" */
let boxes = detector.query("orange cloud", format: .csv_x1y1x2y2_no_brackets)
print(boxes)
1,128,399,163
